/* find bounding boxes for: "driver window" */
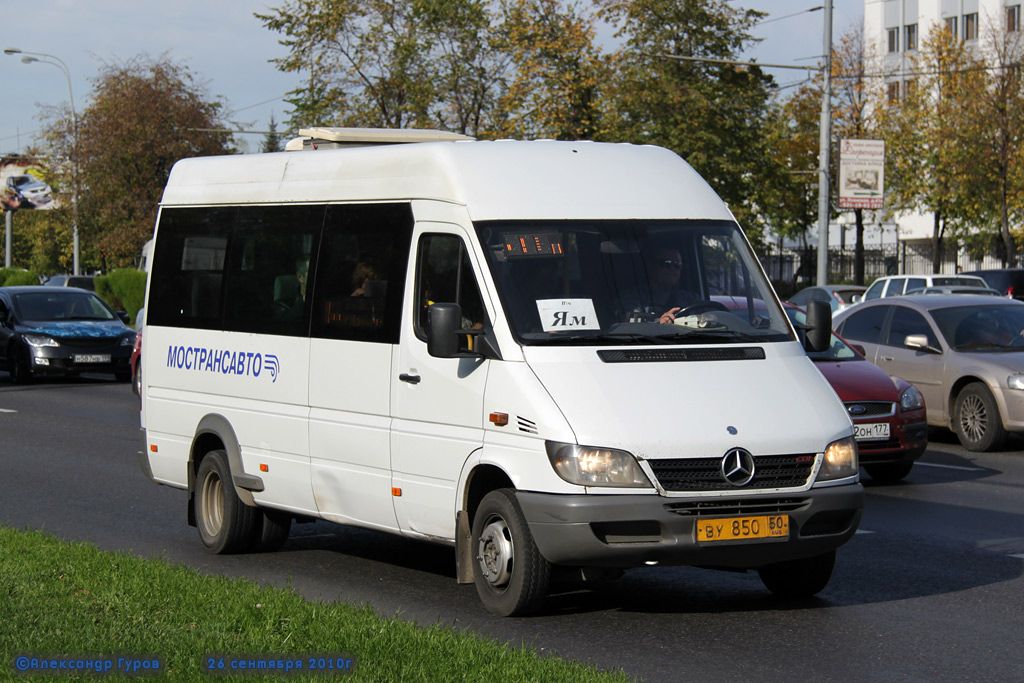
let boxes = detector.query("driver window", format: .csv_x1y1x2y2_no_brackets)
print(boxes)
415,234,487,348
886,306,938,348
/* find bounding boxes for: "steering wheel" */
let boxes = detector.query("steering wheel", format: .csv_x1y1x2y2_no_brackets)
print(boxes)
673,300,729,317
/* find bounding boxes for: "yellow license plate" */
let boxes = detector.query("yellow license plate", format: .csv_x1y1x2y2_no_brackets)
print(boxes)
696,515,789,543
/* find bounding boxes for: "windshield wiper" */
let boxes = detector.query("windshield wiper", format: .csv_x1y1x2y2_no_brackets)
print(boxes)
529,332,676,346
657,328,767,343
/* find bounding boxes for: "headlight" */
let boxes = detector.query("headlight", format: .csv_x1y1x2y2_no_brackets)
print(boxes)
900,384,924,411
816,436,859,482
545,441,651,487
1008,374,1024,391
23,334,58,348
121,335,136,347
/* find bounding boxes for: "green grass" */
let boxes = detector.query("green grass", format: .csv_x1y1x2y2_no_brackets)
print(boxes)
0,526,630,682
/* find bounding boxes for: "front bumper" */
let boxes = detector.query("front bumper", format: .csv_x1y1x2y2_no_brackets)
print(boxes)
29,345,132,377
518,484,863,569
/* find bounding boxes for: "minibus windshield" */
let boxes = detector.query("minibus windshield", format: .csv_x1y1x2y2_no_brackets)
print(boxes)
475,220,794,346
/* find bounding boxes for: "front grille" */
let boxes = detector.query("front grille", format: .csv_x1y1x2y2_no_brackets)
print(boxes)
60,336,121,349
647,454,815,492
598,347,765,363
846,401,895,418
665,497,811,517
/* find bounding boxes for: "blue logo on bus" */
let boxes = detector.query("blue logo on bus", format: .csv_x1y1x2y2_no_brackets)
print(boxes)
166,345,280,383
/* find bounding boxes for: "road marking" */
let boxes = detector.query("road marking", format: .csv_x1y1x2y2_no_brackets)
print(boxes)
1011,554,1024,560
855,529,875,535
0,408,16,413
916,461,983,472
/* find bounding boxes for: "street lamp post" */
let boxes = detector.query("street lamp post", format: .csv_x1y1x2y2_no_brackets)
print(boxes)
4,47,81,276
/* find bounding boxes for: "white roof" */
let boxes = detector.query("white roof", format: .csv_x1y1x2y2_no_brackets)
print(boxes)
160,140,734,222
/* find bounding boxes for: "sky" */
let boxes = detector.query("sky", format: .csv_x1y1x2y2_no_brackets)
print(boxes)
0,1,865,156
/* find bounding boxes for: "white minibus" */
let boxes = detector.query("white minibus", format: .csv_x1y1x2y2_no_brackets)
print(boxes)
138,128,862,616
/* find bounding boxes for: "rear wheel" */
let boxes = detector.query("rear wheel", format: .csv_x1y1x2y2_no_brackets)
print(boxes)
471,489,550,616
864,460,914,482
954,382,1006,452
758,550,836,597
194,450,257,554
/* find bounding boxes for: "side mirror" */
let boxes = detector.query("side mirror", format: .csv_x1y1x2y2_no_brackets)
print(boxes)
117,310,130,325
851,294,862,304
905,334,941,354
804,300,832,353
427,303,461,358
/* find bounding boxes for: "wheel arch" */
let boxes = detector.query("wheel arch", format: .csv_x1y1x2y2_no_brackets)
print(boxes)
455,463,515,584
188,415,262,516
947,375,996,428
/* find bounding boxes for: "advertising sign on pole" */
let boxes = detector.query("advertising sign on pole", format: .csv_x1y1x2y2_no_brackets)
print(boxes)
1,156,58,212
838,139,884,210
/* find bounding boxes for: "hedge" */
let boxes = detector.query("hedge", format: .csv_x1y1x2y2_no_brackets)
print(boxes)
94,269,147,325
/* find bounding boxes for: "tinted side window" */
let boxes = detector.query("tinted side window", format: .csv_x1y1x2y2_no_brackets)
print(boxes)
148,207,234,329
905,277,925,293
414,234,486,347
838,306,889,344
886,306,938,347
223,205,324,336
310,203,413,344
882,279,905,297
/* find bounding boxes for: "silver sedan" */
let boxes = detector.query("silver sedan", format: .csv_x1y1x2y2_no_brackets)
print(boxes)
832,294,1024,451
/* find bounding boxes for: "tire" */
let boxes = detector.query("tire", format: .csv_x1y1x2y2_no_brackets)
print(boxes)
194,450,258,554
954,382,1007,452
471,489,551,617
8,344,32,384
864,460,914,482
131,360,142,396
252,510,291,552
758,550,836,597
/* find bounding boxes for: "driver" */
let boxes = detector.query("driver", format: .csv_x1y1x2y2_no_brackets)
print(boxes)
641,246,698,324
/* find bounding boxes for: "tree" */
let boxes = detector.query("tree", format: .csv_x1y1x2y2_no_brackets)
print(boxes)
875,25,982,273
492,0,608,140
968,25,1024,265
262,113,286,153
257,0,508,135
43,56,234,270
594,0,775,241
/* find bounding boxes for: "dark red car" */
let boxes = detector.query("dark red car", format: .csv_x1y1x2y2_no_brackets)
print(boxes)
713,297,927,481
790,305,927,481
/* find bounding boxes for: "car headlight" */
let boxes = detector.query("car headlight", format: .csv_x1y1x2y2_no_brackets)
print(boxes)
816,436,859,482
121,335,136,347
545,441,651,487
23,334,58,348
1008,374,1024,391
900,384,924,411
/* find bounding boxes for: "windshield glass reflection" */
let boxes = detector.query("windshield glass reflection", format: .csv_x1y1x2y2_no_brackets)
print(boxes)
475,220,794,346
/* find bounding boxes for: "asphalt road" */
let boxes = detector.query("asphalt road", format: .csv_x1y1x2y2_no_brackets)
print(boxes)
1,375,1022,681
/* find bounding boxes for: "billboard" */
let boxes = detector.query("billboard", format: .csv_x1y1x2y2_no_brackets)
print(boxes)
1,156,58,211
838,139,885,210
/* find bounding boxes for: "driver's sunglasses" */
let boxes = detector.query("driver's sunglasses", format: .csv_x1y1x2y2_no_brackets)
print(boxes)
659,260,683,269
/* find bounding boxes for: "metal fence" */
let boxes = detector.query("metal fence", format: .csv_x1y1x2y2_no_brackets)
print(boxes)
758,240,1009,298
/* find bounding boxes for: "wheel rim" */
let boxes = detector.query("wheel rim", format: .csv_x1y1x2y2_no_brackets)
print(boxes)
477,516,514,588
200,470,225,537
959,394,988,443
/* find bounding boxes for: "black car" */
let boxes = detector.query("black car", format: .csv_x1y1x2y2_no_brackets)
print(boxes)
0,286,136,383
964,269,1024,301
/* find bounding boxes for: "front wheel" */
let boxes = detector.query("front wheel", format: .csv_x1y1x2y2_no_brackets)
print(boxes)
194,449,257,554
954,382,1006,452
758,550,836,597
8,344,32,384
471,489,550,617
